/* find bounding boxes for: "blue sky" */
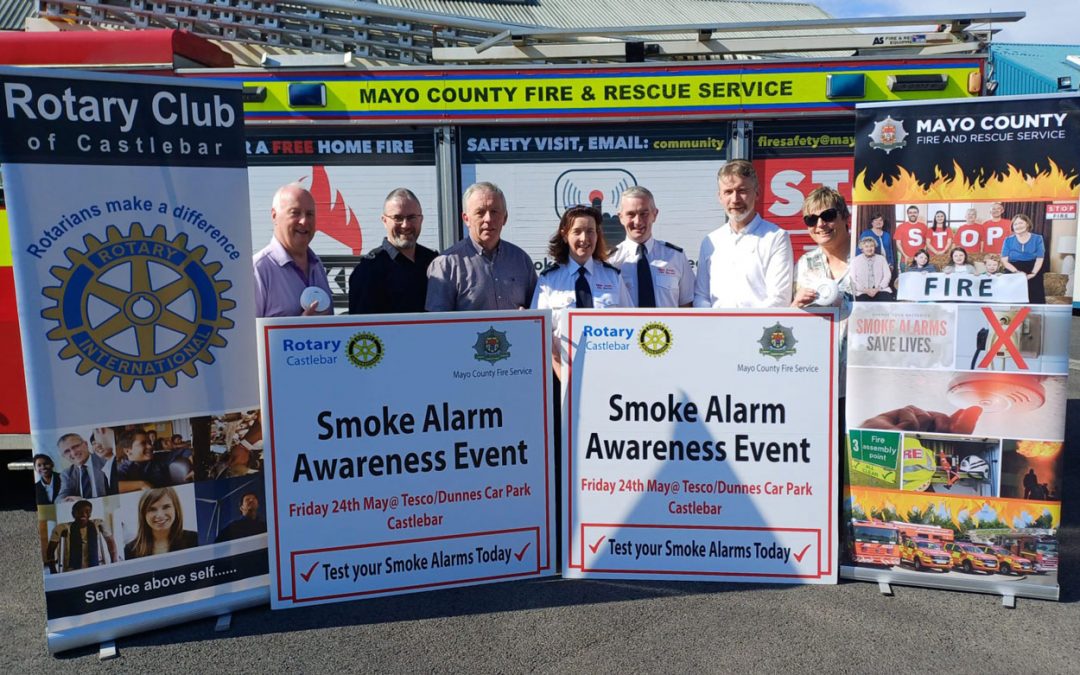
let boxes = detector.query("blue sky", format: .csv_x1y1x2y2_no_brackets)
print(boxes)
804,1,1079,45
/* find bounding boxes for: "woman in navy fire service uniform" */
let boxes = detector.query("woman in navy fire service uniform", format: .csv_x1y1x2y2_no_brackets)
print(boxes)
530,204,633,376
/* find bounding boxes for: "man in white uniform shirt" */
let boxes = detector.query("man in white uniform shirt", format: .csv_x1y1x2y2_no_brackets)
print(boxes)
693,160,793,308
607,186,695,307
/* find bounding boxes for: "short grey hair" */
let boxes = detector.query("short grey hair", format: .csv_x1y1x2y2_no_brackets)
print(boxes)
462,181,506,207
271,183,311,211
384,187,420,208
620,185,656,205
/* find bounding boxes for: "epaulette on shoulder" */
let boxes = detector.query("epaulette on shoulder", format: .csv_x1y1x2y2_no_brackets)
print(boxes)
601,261,621,273
363,248,381,259
663,241,684,252
539,262,561,276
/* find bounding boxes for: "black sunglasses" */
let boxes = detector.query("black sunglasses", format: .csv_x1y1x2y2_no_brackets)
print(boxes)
803,208,839,227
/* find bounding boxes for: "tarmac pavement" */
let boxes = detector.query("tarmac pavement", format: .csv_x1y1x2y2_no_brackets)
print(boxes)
1,320,1078,672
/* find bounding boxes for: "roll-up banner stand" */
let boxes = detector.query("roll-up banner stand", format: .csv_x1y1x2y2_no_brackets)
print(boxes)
258,312,556,608
0,68,266,652
845,94,1078,600
562,309,838,583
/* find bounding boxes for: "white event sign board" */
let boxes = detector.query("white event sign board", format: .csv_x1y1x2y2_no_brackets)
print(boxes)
258,311,555,608
563,309,838,583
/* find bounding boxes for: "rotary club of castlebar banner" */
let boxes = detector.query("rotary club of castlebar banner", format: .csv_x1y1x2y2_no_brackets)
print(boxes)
845,94,1078,599
0,68,266,652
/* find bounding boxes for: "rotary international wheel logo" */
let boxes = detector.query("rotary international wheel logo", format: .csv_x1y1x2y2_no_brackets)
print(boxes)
638,322,672,357
41,223,234,392
346,331,384,368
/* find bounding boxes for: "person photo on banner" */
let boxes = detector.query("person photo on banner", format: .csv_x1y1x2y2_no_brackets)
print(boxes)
56,432,117,502
210,418,263,479
123,487,199,559
1000,213,1046,304
943,247,977,275
117,429,193,492
215,491,268,543
531,204,633,375
926,209,953,258
857,212,895,274
954,206,985,255
792,186,852,397
982,201,1011,255
903,248,938,273
894,204,930,269
983,254,1004,276
850,237,893,302
34,453,61,505
253,183,335,318
45,499,119,573
694,160,794,308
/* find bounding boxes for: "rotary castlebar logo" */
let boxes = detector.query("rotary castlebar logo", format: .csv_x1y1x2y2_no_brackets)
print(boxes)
347,332,384,368
41,223,234,392
638,321,672,357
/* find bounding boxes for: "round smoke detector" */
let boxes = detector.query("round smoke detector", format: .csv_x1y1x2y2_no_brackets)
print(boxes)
946,373,1046,413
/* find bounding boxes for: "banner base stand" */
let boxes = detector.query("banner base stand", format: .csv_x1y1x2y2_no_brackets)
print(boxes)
98,641,117,661
840,565,1059,602
877,581,893,596
214,614,232,632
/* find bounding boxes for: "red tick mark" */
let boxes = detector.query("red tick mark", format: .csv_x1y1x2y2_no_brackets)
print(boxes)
793,544,812,563
514,543,530,561
300,561,319,582
588,535,606,554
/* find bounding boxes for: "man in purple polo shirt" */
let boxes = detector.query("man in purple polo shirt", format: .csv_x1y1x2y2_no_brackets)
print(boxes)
253,183,335,317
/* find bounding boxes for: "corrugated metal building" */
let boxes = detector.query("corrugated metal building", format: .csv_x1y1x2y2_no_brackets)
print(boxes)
989,43,1080,95
376,0,830,33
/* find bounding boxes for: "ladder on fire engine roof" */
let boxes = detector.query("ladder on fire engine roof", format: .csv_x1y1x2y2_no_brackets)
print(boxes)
37,0,1023,66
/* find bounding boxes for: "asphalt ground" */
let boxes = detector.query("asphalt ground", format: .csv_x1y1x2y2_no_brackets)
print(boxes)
1,320,1078,672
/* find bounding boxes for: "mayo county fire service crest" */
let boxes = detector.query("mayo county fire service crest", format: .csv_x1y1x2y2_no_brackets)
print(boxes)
473,327,511,363
868,115,908,154
758,322,797,360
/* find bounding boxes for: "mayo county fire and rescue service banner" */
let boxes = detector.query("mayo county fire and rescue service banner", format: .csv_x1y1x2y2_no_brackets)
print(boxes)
845,95,1078,600
563,309,838,583
258,312,556,609
0,69,264,651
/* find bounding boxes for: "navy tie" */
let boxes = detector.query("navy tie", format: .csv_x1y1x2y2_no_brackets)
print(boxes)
636,244,656,308
575,267,593,308
80,465,92,498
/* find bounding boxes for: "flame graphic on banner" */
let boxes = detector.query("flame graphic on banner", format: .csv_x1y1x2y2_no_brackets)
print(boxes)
1014,440,1063,459
855,159,1079,203
849,486,1060,529
308,165,363,254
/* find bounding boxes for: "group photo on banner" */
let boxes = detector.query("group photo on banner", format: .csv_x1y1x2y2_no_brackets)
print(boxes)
843,94,1077,599
1,63,1075,655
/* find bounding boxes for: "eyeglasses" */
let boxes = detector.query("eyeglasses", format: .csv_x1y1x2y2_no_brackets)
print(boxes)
384,214,423,225
803,208,839,227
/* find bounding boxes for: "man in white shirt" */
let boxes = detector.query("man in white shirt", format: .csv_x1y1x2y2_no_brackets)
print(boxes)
607,186,695,308
693,160,794,308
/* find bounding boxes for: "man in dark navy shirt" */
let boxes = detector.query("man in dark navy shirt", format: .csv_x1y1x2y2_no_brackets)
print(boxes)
349,188,437,314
